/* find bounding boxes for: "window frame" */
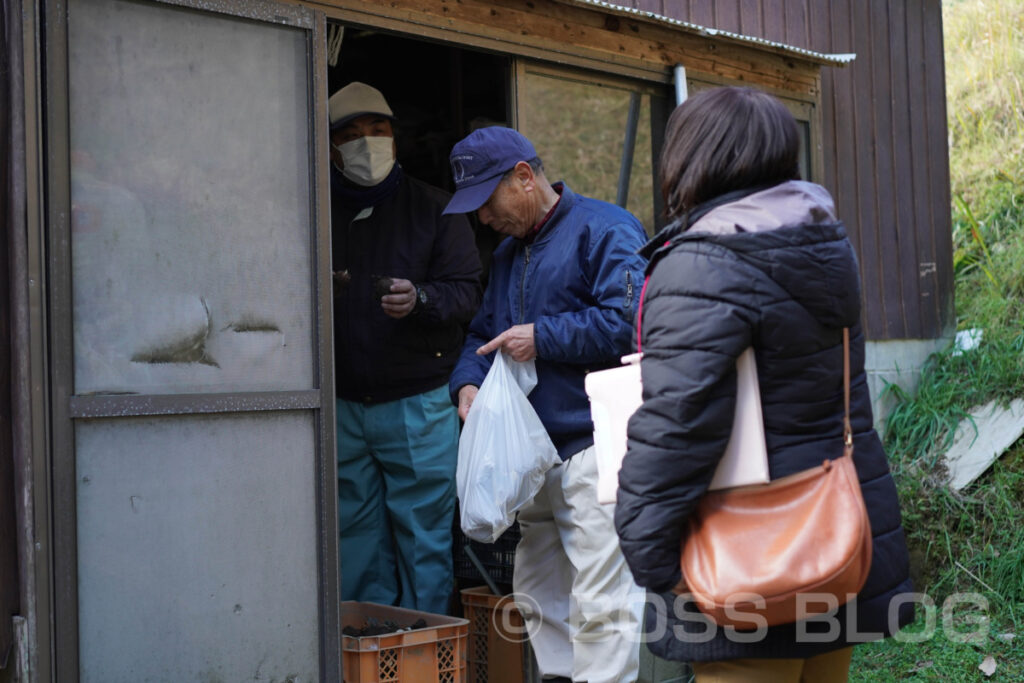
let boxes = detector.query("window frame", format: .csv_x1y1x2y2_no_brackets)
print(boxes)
513,59,673,233
685,74,824,184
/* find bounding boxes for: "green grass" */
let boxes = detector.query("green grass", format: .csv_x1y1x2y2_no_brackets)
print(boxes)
944,0,1024,216
850,448,1024,681
849,1,1024,678
850,608,1023,681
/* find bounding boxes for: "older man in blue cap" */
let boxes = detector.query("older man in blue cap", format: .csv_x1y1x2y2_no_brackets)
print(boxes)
329,82,482,615
446,127,647,683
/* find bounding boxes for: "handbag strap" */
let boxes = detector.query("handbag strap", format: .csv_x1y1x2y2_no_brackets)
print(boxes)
842,327,853,451
636,274,651,354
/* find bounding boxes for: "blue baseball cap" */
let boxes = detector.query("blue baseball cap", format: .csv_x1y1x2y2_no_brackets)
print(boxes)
443,127,538,215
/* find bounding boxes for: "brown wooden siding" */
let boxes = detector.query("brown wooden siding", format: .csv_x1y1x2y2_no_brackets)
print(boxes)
630,0,954,341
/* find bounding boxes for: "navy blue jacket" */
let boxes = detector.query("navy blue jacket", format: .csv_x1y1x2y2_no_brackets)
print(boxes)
332,168,482,403
614,182,913,661
448,183,648,459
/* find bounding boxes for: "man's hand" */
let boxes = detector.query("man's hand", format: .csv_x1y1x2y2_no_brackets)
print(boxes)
380,277,416,319
477,323,536,361
458,385,479,422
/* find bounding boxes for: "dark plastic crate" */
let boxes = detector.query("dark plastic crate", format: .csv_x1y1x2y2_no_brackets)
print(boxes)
453,521,521,590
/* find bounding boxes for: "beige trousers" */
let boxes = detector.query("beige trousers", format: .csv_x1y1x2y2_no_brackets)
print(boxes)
691,646,855,683
512,446,644,683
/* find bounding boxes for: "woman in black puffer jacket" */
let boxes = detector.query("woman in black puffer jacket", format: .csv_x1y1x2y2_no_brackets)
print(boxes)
613,87,913,681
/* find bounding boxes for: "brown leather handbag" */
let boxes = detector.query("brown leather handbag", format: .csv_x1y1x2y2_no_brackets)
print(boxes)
679,328,873,628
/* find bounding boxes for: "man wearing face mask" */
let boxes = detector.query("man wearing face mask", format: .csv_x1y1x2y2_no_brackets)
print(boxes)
328,82,482,615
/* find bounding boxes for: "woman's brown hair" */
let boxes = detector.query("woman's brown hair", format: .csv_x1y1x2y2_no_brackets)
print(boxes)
660,87,800,220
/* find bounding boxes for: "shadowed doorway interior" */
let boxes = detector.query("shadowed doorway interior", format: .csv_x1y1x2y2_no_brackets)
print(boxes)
328,25,512,279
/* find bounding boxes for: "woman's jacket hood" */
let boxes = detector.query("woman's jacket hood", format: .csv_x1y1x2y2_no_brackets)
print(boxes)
645,181,862,332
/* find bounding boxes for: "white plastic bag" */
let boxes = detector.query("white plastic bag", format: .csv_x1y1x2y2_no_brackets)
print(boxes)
457,350,560,543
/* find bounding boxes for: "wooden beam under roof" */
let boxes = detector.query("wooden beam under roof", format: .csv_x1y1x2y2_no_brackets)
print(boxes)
301,0,827,96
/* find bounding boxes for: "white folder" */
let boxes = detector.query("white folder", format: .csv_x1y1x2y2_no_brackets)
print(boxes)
585,347,770,504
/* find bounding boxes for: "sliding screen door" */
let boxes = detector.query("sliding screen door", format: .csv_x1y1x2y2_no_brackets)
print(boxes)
47,0,338,679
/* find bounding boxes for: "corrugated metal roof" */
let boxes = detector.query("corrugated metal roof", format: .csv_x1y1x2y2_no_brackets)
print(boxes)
557,0,856,66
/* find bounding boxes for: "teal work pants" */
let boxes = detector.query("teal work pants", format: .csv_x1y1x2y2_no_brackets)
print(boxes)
336,385,459,615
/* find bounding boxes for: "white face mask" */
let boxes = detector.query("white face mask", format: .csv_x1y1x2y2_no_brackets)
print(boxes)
335,136,396,186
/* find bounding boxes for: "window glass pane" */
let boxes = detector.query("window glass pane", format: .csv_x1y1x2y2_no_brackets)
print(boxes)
69,0,315,395
76,411,319,680
518,70,656,233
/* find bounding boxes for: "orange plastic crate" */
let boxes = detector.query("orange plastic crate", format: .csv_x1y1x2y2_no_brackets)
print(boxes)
460,587,531,683
341,601,469,683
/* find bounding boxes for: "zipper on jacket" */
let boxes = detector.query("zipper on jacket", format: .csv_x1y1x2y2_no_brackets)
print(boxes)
624,270,634,309
346,208,374,388
518,246,531,324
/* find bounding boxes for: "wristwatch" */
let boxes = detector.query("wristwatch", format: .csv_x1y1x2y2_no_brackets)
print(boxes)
416,285,429,307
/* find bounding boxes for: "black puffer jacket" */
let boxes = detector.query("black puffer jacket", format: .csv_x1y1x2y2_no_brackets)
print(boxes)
614,181,913,661
332,168,482,403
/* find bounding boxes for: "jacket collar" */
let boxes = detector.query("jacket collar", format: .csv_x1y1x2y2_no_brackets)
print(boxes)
687,180,838,237
639,184,771,260
331,163,404,211
524,182,575,246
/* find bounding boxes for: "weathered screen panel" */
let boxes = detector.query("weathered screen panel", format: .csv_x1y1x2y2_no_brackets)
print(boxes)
69,0,315,394
75,412,319,682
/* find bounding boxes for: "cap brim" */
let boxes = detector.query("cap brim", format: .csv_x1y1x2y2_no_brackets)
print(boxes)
330,111,397,131
442,174,504,215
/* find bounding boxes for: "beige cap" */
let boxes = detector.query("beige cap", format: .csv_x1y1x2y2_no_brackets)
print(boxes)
329,82,396,130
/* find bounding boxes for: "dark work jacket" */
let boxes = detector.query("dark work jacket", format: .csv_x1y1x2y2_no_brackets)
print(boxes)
448,183,648,459
614,181,913,661
332,169,482,403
